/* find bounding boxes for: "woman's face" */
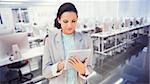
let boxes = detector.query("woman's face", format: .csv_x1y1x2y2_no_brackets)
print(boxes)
58,12,78,35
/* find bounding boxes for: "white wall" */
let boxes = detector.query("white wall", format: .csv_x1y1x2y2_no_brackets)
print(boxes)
118,0,149,18
28,5,57,28
27,1,95,29
0,0,149,32
93,1,119,18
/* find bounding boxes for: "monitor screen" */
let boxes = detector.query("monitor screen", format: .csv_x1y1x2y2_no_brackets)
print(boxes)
125,18,130,27
0,25,15,35
0,32,29,59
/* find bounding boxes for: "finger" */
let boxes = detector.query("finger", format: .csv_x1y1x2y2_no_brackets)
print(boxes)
69,58,76,64
73,57,80,63
62,60,66,64
68,59,75,65
61,62,65,68
74,56,80,60
73,57,79,63
73,57,84,64
69,57,77,64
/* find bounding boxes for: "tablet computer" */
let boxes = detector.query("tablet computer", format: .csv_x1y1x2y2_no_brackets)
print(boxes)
65,49,92,70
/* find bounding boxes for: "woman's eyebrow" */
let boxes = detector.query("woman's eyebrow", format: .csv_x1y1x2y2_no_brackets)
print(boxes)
63,19,68,22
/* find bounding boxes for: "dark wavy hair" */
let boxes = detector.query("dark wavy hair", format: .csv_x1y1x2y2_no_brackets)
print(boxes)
54,2,78,29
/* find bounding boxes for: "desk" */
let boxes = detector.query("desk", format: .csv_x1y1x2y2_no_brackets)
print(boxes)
91,23,150,56
28,36,44,42
0,46,44,67
28,36,45,48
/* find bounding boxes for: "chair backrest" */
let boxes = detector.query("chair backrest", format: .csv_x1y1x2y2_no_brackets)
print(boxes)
43,34,49,45
95,27,102,33
103,18,113,32
113,18,122,30
125,18,130,27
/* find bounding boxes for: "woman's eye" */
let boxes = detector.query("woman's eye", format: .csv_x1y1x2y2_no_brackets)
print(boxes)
63,20,68,23
72,20,76,23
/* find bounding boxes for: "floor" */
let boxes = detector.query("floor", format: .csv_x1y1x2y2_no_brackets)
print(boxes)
92,36,149,84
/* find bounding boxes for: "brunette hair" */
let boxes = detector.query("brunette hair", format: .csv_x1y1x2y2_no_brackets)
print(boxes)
54,2,78,29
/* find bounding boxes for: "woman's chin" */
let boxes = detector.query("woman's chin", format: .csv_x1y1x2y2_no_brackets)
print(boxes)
64,31,75,35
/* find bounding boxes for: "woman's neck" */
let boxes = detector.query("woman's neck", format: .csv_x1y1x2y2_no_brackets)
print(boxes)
62,32,74,37
62,30,75,36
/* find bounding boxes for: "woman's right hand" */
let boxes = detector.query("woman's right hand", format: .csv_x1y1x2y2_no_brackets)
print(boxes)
57,61,64,72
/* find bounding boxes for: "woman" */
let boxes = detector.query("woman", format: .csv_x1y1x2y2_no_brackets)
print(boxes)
43,2,93,84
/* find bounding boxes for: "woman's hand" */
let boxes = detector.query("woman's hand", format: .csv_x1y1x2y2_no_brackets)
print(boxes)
68,57,86,75
57,61,64,72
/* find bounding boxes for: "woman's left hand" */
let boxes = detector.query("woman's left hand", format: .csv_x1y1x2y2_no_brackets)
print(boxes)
68,57,86,75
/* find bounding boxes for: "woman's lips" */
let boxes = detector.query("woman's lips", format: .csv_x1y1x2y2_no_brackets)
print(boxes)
67,28,73,31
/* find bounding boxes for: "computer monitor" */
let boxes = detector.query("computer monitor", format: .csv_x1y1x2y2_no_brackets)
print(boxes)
0,25,15,35
125,18,130,27
0,32,29,59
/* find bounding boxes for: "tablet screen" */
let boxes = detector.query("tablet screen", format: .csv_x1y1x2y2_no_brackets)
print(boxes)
65,49,92,70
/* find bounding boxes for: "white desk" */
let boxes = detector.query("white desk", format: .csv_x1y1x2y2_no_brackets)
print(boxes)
28,36,44,42
91,23,150,56
0,46,44,67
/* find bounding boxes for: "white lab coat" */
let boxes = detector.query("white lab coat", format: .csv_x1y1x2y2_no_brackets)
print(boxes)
43,28,93,84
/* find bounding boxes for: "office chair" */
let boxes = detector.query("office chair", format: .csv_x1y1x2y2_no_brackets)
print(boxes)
7,60,33,83
43,34,49,45
34,39,43,46
95,27,102,33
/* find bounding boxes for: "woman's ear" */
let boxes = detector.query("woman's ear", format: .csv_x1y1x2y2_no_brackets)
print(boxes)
57,18,61,24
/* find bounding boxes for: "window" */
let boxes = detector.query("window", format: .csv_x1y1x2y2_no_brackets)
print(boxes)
12,8,29,23
12,8,30,32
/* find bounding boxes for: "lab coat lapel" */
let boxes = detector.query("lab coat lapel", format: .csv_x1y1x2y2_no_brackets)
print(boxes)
55,30,65,60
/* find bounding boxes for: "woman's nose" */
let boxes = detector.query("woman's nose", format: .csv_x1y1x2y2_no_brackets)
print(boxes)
68,22,73,27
